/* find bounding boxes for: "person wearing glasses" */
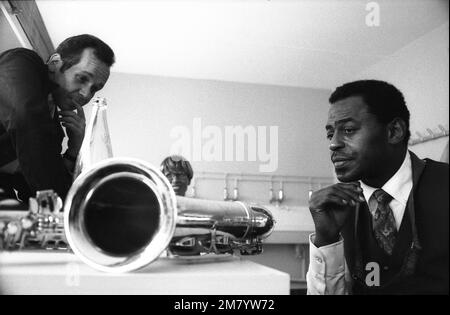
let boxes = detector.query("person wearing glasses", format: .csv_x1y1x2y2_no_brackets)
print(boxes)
160,155,193,197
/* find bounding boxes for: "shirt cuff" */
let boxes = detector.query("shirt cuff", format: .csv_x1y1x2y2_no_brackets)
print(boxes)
309,233,345,276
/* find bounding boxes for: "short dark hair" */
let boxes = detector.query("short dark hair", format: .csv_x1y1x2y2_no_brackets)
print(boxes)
329,80,411,143
55,34,115,72
160,155,194,182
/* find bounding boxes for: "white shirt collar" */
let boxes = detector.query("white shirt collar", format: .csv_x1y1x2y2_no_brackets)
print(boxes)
360,151,413,207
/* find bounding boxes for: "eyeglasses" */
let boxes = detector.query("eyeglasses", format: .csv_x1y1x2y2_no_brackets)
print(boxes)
164,172,189,182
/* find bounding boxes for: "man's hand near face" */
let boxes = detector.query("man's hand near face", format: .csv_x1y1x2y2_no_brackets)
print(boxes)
59,104,86,159
309,182,365,247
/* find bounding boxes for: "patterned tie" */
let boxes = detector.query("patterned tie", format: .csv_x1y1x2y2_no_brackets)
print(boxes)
371,189,397,255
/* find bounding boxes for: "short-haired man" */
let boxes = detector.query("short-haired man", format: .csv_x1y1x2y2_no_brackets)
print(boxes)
307,80,448,294
160,155,193,196
0,34,115,201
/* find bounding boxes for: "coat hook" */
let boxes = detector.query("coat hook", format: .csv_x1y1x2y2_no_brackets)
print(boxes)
232,178,239,201
277,181,284,204
438,125,448,136
308,177,313,200
269,177,276,204
223,174,229,201
415,131,423,139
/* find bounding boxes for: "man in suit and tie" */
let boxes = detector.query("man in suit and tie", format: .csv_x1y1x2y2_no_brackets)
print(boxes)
307,80,448,294
0,34,115,202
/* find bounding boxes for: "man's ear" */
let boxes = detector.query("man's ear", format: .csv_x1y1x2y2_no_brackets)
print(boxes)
387,118,407,145
47,53,62,72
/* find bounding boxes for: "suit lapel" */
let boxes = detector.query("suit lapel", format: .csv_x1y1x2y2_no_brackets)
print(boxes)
407,151,425,241
342,201,360,273
409,151,426,193
406,151,425,250
391,151,425,267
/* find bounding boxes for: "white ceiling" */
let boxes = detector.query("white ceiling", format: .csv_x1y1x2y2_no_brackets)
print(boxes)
36,0,448,89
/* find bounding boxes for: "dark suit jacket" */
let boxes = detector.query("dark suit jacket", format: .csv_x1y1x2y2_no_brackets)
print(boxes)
342,151,449,294
0,48,71,201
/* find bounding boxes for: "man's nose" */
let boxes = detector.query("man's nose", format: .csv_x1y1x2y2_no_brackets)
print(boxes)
79,85,93,100
329,133,344,151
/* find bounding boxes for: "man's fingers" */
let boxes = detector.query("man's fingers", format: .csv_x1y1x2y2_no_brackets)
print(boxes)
61,122,75,130
59,113,86,132
336,182,365,200
311,188,360,209
59,110,85,120
61,122,82,133
326,194,353,207
315,194,356,211
328,189,360,207
75,104,86,120
59,105,86,120
337,182,362,190
59,116,84,127
334,184,365,203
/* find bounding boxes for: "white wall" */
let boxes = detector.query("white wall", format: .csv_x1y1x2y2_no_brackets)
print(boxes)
96,73,334,203
88,21,450,205
354,22,449,161
411,137,448,163
0,11,22,52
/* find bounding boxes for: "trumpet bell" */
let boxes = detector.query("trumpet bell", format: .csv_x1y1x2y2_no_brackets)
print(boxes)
64,158,177,273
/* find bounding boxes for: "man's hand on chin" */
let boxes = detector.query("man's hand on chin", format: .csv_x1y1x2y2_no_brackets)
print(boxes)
309,182,365,247
59,103,86,158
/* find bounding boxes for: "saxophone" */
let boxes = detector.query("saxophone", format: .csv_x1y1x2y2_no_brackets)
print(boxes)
0,190,67,251
0,158,275,273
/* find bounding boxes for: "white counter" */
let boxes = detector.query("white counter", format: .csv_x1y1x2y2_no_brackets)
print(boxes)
0,251,290,295
263,205,314,244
